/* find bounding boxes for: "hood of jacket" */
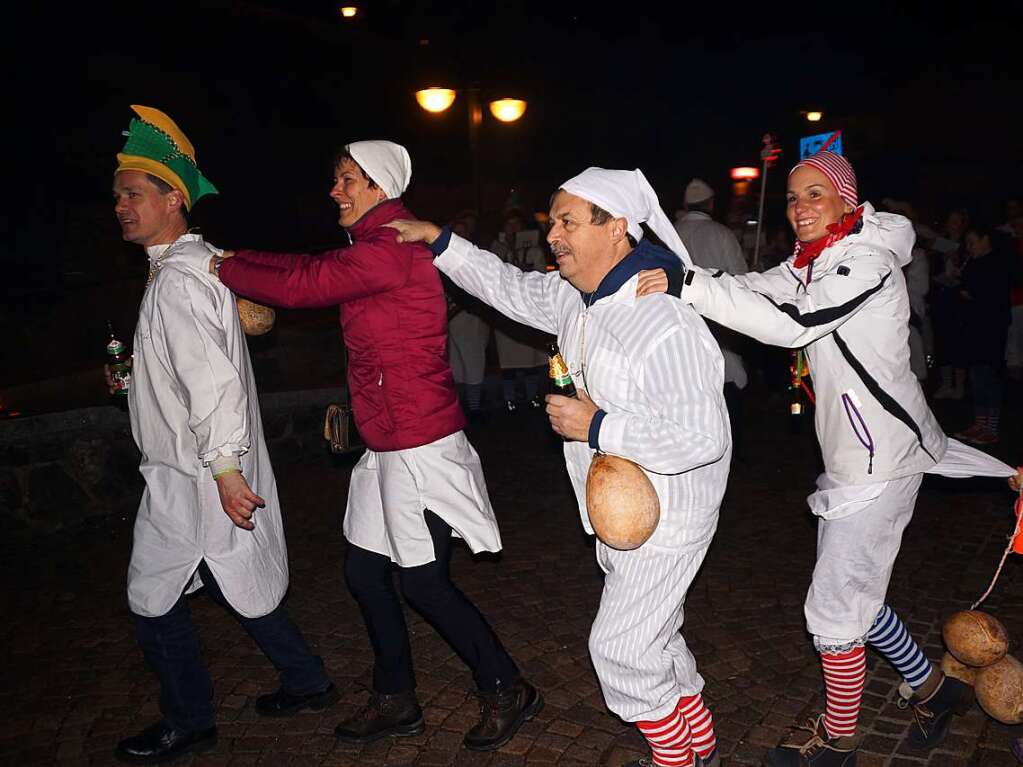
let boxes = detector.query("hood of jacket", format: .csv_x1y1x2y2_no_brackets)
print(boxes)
842,202,916,268
581,237,683,304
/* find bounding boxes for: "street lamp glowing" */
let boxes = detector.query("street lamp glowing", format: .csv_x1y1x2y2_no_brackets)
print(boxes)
415,88,456,113
340,6,357,18
730,166,761,181
806,110,823,122
488,99,527,123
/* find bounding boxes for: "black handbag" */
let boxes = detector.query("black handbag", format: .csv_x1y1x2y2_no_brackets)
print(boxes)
324,349,365,454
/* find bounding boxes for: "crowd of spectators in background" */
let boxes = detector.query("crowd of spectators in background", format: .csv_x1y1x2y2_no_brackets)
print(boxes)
438,183,1023,450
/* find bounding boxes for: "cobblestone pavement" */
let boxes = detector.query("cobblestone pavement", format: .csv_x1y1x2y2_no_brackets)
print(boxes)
2,389,1022,766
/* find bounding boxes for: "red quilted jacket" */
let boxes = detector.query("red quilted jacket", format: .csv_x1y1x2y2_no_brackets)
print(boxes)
220,198,465,451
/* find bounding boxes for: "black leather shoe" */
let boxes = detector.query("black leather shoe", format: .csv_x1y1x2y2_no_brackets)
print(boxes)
463,677,543,751
900,671,973,748
334,689,424,744
115,720,216,764
256,682,340,717
764,715,859,766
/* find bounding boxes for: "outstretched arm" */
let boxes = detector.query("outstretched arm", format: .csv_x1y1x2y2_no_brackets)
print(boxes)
386,219,560,334
682,254,894,348
217,238,412,309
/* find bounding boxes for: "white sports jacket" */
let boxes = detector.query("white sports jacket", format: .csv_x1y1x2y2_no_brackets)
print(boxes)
681,203,947,485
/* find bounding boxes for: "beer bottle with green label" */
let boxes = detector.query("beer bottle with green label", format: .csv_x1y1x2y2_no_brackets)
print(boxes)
106,320,132,402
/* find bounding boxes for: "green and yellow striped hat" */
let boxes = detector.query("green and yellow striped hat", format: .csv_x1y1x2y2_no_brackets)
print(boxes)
116,105,218,210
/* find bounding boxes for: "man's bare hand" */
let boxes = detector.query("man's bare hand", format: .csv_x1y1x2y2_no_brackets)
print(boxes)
384,219,442,245
1010,471,1022,493
215,471,265,530
208,250,236,275
546,389,599,442
636,268,669,297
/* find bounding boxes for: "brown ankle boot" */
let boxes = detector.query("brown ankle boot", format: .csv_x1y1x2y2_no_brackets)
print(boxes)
333,689,424,744
463,677,543,751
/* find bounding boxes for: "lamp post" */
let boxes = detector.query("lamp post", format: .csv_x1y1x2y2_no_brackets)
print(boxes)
753,134,782,270
415,86,527,215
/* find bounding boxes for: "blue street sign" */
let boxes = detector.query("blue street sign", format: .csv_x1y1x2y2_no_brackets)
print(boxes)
800,131,843,160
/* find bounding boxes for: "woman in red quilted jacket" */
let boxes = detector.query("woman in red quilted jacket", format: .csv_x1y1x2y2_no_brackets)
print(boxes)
212,141,540,753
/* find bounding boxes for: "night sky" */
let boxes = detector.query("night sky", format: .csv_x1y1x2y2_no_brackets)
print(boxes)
13,3,1022,232
6,2,1022,302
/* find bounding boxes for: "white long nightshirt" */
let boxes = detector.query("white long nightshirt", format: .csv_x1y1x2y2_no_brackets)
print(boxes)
127,233,288,619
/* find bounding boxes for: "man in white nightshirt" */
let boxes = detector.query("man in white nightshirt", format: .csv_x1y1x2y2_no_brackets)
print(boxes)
112,106,335,765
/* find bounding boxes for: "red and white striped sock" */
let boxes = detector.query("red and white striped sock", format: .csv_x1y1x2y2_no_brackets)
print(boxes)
821,646,867,738
677,693,716,760
636,707,694,767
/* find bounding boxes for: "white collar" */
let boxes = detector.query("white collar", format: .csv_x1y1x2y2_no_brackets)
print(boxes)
145,232,202,263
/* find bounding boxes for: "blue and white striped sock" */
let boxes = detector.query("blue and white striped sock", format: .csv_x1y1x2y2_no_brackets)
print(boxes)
867,604,933,690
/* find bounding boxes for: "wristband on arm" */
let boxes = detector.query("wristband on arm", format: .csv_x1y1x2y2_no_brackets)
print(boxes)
210,454,241,480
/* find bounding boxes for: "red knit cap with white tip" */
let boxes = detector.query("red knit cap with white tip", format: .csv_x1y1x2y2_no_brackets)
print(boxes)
790,151,858,208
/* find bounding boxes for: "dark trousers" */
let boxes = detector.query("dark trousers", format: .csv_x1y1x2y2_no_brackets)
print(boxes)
345,509,518,695
970,363,1004,412
133,560,330,732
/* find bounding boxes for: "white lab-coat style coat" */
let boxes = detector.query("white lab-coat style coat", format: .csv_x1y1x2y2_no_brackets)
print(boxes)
127,234,288,619
675,211,750,388
674,211,748,276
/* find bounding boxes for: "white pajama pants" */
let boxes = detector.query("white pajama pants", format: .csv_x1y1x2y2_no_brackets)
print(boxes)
589,540,710,723
804,437,1016,647
804,474,922,647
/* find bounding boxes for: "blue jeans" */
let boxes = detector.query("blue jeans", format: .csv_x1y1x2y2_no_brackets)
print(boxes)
133,560,330,732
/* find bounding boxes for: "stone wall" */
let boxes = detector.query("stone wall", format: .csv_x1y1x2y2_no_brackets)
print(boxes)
0,388,348,533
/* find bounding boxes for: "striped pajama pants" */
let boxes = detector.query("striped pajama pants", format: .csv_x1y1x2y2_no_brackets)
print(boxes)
589,540,711,723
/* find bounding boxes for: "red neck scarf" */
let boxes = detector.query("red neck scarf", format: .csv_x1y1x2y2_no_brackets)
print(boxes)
793,206,864,269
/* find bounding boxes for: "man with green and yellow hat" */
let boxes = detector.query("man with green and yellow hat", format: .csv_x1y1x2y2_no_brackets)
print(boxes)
112,106,337,764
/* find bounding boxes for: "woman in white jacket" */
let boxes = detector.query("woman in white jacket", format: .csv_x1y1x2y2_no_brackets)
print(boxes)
656,152,1019,767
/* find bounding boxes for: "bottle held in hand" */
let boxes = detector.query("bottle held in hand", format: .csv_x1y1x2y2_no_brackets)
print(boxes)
548,342,577,398
106,320,131,401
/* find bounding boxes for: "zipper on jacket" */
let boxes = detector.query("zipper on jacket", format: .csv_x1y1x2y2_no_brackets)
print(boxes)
378,372,383,386
573,304,593,391
841,389,875,474
785,264,807,294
